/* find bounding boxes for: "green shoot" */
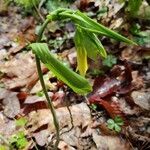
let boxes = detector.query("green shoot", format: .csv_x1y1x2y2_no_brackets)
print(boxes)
107,116,124,133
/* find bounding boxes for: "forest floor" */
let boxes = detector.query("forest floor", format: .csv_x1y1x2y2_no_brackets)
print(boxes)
0,0,150,150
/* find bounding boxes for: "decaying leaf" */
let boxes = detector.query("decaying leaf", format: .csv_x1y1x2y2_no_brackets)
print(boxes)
0,51,36,89
0,88,20,118
92,129,131,150
27,103,91,134
131,91,150,110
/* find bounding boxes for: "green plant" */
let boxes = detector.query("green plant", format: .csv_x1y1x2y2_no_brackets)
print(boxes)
102,54,117,68
107,116,124,133
9,131,28,149
127,0,142,17
29,8,135,149
14,0,39,9
130,24,150,46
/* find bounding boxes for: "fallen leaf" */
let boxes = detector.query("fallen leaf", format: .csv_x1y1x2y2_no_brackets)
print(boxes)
131,91,150,110
3,92,20,118
89,97,125,120
33,130,49,146
27,103,91,133
92,129,131,150
0,51,36,89
58,141,76,150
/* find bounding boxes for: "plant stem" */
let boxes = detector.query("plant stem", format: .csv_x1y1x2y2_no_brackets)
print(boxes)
35,18,60,150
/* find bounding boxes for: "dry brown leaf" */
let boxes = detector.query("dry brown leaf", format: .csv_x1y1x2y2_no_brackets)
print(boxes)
132,71,144,90
27,103,91,133
58,141,76,150
92,129,131,150
0,88,20,118
131,91,150,110
0,51,36,89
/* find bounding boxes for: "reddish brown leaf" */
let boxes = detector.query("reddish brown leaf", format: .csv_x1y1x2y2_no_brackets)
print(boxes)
89,76,120,102
22,101,48,115
89,97,125,120
17,91,28,105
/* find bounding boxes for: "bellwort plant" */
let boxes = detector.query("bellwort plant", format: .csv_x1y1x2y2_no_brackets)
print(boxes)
29,8,135,149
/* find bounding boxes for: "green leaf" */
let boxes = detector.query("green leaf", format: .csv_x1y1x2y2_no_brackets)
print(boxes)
74,28,88,76
30,43,92,95
107,117,123,132
9,131,28,149
16,137,28,149
80,28,107,59
103,55,117,68
74,27,107,76
114,116,124,126
107,119,115,125
15,117,28,127
107,119,115,129
114,124,121,132
127,0,142,17
60,10,136,45
130,24,141,36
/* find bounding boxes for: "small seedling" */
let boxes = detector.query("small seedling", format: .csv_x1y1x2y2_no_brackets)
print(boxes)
107,116,124,133
9,131,28,149
102,54,117,68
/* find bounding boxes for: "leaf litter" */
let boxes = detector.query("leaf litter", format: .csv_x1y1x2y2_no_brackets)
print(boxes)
0,0,150,149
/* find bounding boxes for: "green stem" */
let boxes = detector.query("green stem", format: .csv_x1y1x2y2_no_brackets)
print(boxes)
35,18,60,149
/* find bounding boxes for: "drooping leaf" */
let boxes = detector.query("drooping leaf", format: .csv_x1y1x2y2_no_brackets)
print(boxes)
59,9,136,45
81,28,107,59
30,43,92,94
74,28,88,76
74,27,107,76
